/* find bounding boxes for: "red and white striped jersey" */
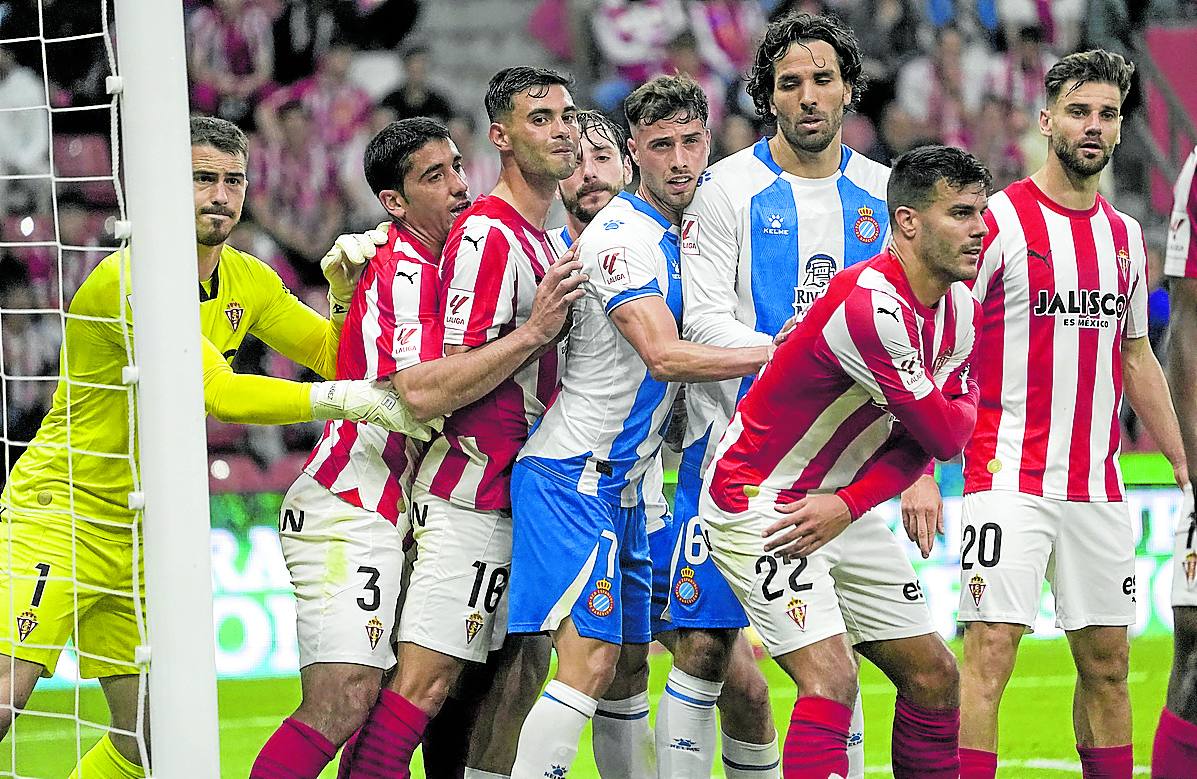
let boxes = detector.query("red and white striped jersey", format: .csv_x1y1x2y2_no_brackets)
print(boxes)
964,178,1149,502
707,251,978,514
304,222,443,524
1166,145,1197,279
414,195,562,511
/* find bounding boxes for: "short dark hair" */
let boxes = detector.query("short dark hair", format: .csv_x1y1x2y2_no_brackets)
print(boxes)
484,66,574,123
1044,49,1135,105
746,12,865,120
364,117,452,196
577,110,629,162
624,74,709,128
887,145,992,221
190,115,248,161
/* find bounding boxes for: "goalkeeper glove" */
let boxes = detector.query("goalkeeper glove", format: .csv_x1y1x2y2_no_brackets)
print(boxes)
321,222,390,321
310,379,442,441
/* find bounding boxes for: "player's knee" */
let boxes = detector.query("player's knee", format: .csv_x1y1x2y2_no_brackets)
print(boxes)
1075,641,1129,691
792,655,857,708
676,629,735,681
559,641,621,697
905,647,960,707
720,663,772,726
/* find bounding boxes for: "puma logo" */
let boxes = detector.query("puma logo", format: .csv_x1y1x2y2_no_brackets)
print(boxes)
462,234,484,252
395,270,417,283
876,306,900,323
1028,247,1052,267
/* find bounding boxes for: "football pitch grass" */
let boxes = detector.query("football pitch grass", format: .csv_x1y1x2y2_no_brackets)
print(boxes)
2,634,1172,777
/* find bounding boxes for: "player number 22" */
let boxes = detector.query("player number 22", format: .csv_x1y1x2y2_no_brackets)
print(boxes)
755,554,811,602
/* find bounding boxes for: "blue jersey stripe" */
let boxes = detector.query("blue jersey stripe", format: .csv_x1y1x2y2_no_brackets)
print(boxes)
836,173,888,267
748,178,799,339
607,282,663,314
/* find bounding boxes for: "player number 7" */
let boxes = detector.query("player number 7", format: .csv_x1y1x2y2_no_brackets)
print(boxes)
600,529,618,579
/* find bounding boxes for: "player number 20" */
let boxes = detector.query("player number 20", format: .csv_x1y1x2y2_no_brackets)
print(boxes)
960,522,1002,570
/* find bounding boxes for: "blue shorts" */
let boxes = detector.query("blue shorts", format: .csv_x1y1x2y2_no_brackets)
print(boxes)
650,443,748,634
507,458,652,645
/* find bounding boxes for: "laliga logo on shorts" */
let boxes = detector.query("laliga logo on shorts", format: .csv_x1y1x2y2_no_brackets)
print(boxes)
365,617,384,650
15,610,37,642
785,597,807,630
854,206,881,244
588,578,614,617
224,301,244,331
1185,551,1197,586
674,567,700,606
465,611,485,644
968,574,987,606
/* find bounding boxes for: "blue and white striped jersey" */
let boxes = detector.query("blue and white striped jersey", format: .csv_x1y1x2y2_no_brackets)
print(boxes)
680,138,891,471
520,192,684,507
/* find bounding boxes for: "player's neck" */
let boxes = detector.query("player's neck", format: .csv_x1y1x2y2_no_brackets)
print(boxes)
637,184,681,225
1030,157,1101,211
398,219,443,258
890,242,948,309
565,214,588,244
490,161,557,230
769,133,842,179
196,242,222,282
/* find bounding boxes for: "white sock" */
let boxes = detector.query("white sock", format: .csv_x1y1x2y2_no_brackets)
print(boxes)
464,771,510,779
592,692,655,778
721,732,780,778
655,667,724,778
511,680,596,779
847,687,865,779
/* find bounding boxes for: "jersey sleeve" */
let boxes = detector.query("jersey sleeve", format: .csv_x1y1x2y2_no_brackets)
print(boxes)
680,179,772,349
579,233,663,314
440,219,517,348
1165,146,1197,279
201,335,313,424
1124,221,1150,340
248,261,342,379
364,258,443,379
828,290,935,406
932,293,980,397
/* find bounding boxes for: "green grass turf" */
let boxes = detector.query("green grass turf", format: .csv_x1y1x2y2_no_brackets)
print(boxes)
1,634,1171,777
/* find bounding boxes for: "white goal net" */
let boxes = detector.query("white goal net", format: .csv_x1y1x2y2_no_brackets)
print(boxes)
0,1,218,776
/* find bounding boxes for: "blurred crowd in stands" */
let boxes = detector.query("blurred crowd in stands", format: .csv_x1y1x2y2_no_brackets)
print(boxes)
1,0,1195,482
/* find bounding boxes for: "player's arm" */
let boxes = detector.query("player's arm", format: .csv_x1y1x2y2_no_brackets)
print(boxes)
680,181,772,349
610,296,769,382
391,250,585,421
1170,284,1197,498
1125,333,1188,487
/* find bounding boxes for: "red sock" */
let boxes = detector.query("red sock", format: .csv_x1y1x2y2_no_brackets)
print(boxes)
783,696,851,778
250,717,337,779
1153,708,1197,779
891,697,960,778
1077,743,1133,779
336,729,359,779
959,747,998,779
344,690,429,779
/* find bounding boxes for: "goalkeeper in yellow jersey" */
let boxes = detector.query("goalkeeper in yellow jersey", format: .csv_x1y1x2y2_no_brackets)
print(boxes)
0,116,426,778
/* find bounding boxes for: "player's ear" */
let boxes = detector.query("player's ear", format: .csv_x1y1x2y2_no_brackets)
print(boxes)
892,205,918,241
488,121,511,153
627,137,640,167
1038,105,1053,139
378,190,406,222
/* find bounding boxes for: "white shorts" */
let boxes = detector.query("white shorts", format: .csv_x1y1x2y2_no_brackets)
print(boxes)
957,490,1136,631
1172,486,1197,609
279,473,407,670
701,491,934,658
397,483,511,662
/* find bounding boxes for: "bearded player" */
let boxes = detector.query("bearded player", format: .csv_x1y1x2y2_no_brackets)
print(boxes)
957,50,1188,779
700,144,986,778
0,116,420,779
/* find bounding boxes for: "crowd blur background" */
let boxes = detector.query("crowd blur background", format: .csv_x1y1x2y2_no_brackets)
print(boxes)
0,0,1195,491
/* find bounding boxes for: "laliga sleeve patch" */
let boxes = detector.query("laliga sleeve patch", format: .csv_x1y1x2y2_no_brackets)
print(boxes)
393,324,422,360
443,287,475,331
598,247,631,288
680,214,699,255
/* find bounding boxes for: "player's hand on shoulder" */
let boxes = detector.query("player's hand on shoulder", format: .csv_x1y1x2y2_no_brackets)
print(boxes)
321,221,390,304
762,492,852,558
774,313,801,345
525,247,587,345
310,378,443,440
900,473,943,559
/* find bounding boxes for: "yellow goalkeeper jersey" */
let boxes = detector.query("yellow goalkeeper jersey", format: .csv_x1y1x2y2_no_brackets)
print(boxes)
1,244,341,539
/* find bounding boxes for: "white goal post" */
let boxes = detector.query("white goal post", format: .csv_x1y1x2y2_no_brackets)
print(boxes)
112,0,220,775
